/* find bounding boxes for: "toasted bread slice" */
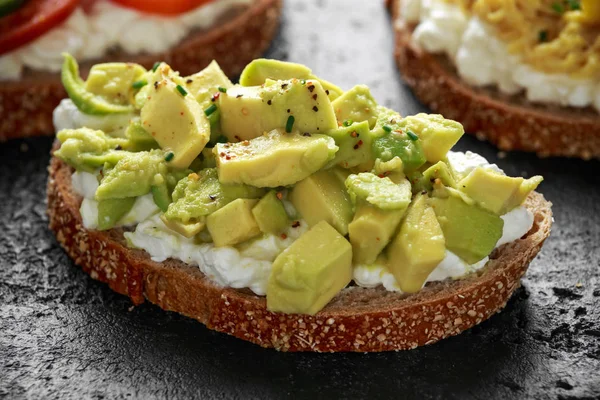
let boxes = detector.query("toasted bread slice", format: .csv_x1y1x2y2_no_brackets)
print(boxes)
389,0,600,160
47,150,553,352
0,0,282,142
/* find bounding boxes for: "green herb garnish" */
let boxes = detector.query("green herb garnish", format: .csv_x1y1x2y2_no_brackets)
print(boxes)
204,104,217,116
152,61,162,72
218,87,227,93
286,115,295,133
165,152,174,162
343,120,353,127
406,130,419,141
132,80,147,89
176,85,188,97
382,125,392,133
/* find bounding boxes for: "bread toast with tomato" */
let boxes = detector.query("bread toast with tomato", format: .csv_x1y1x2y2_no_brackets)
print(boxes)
0,0,282,141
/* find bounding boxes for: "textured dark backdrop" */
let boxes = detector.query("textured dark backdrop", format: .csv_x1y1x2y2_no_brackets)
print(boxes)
1,1,599,399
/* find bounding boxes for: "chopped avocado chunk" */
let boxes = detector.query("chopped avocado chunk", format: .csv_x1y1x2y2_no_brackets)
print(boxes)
266,221,352,315
160,215,206,238
124,120,158,151
206,198,261,247
420,161,457,191
458,168,542,215
349,203,406,265
219,79,338,141
396,114,464,163
184,60,233,106
387,194,446,293
214,129,337,187
97,197,136,231
61,54,134,115
325,120,374,169
84,62,146,105
95,150,167,200
140,75,210,169
55,128,129,172
150,173,171,212
290,169,353,235
239,59,343,100
345,173,412,210
372,130,426,172
331,85,378,129
252,191,289,234
164,168,264,223
429,193,504,264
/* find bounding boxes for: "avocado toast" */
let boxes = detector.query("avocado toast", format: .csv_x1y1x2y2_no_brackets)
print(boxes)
47,56,553,352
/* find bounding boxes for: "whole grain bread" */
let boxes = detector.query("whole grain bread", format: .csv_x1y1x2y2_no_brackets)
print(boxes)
47,152,553,352
389,0,600,160
0,0,282,141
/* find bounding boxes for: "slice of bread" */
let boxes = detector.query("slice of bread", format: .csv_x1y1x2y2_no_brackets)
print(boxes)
46,151,553,352
0,0,282,142
389,0,600,160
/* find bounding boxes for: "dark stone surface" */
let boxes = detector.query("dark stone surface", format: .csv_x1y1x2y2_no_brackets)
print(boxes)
0,1,599,399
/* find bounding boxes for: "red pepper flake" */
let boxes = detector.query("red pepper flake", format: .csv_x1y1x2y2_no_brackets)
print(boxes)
280,233,288,240
234,135,241,142
353,140,363,150
292,221,300,228
242,140,250,146
180,112,184,116
212,92,220,102
225,155,231,160
219,152,225,157
312,106,319,112
276,192,283,200
312,94,318,100
350,131,358,138
186,79,193,84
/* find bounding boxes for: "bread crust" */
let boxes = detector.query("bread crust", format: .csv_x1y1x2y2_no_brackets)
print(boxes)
0,0,282,141
47,153,553,352
389,0,600,160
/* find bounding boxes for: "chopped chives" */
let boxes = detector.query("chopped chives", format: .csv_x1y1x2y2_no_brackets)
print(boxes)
406,130,419,141
285,115,295,133
152,61,162,72
132,80,147,89
567,0,580,10
343,120,353,127
300,79,306,85
176,84,188,96
204,104,217,116
217,135,228,143
218,87,227,93
382,125,392,133
551,2,564,13
165,152,174,162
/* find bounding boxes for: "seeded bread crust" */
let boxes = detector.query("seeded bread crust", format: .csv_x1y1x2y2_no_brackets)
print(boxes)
0,0,282,142
389,0,600,160
47,152,553,352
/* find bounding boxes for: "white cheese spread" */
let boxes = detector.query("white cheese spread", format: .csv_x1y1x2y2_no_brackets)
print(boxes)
53,99,135,137
399,0,600,112
0,0,252,80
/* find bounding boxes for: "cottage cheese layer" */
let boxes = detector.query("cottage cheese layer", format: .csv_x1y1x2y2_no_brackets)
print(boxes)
398,0,600,112
0,0,252,80
69,150,534,296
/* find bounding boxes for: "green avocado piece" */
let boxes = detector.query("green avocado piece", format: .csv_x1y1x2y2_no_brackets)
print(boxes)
290,169,353,235
348,203,406,265
214,129,337,187
95,150,167,200
206,198,261,247
458,167,543,215
160,215,206,238
97,197,136,231
266,220,353,315
420,161,457,191
61,54,134,115
150,173,171,212
184,60,233,106
428,192,504,264
345,173,412,210
331,85,378,129
55,128,129,172
164,168,265,223
396,114,464,163
387,193,446,293
325,120,373,169
219,79,338,141
140,74,211,169
134,62,187,110
239,59,343,100
252,191,289,235
84,62,146,105
124,120,159,151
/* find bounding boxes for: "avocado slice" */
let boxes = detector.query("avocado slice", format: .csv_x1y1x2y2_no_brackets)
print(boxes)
387,193,446,293
61,54,134,115
252,191,289,235
325,120,374,169
84,62,146,106
331,85,379,129
219,79,338,142
266,221,352,315
290,169,353,235
184,60,233,106
160,215,206,238
54,128,129,172
420,161,457,191
214,129,337,188
124,120,159,151
97,197,136,231
429,192,504,264
345,173,412,210
206,198,261,247
150,173,171,212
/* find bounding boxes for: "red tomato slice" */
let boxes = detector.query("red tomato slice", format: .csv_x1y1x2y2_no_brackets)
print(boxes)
0,0,79,55
109,0,215,16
